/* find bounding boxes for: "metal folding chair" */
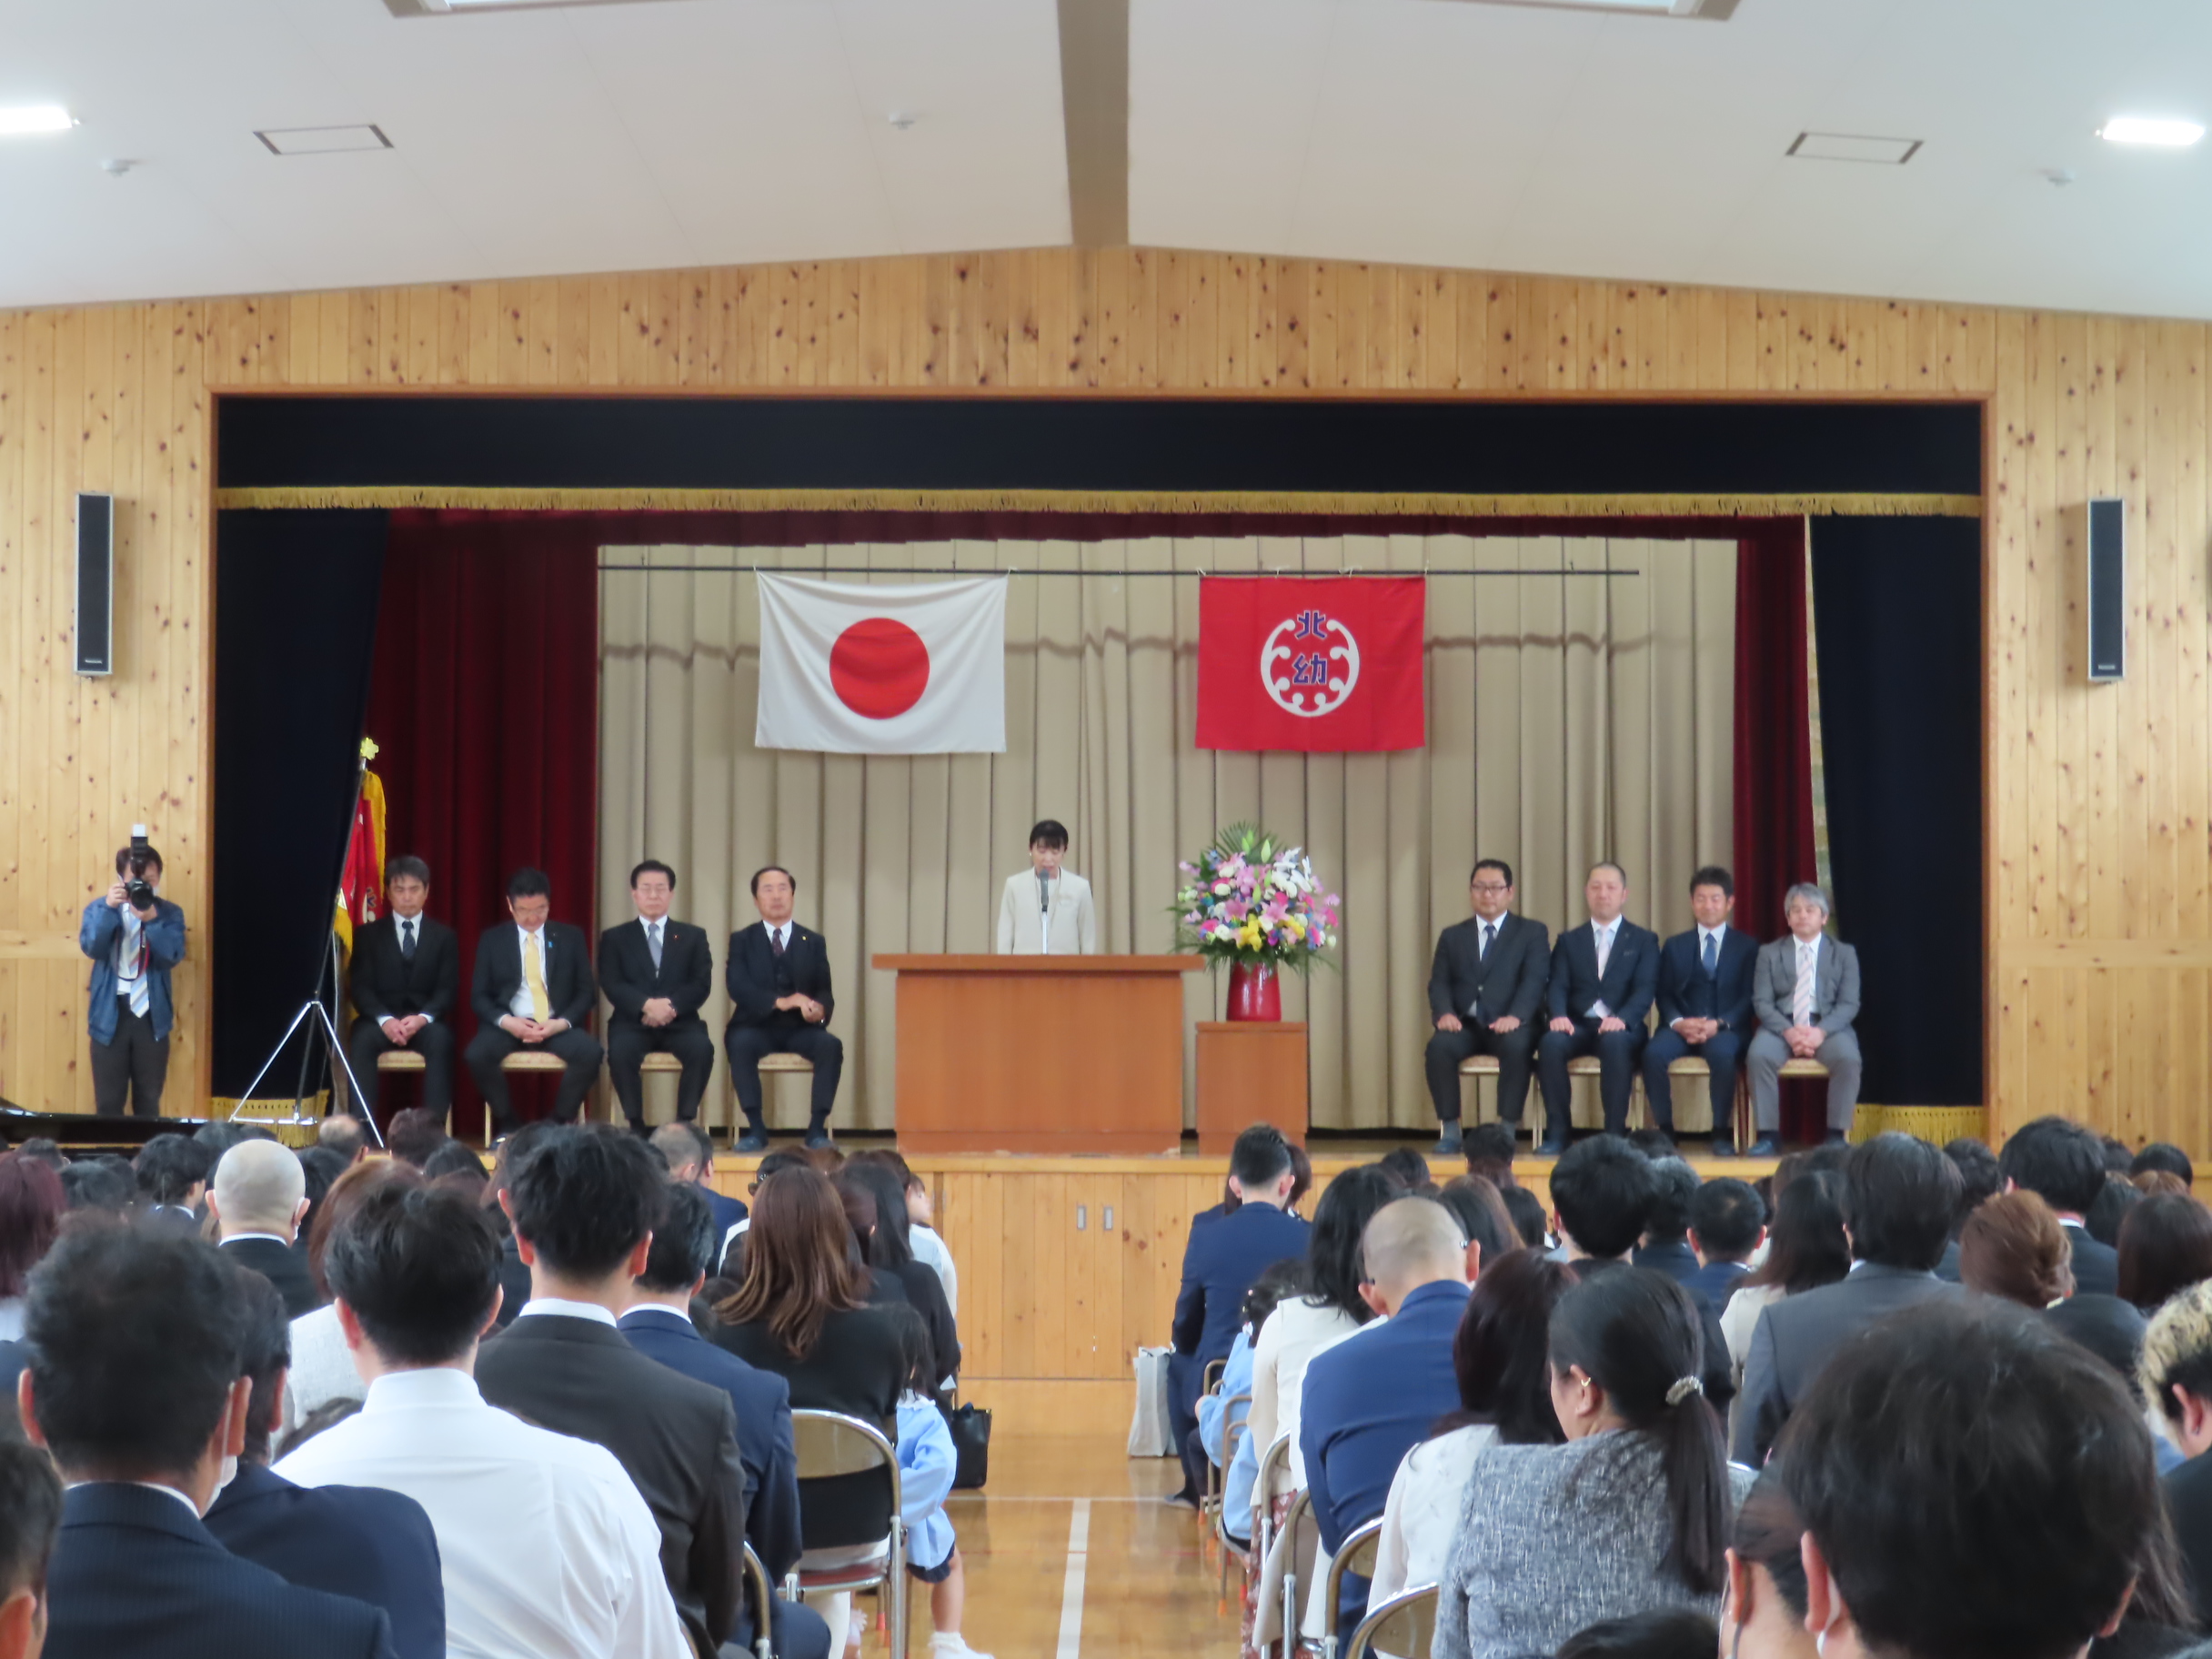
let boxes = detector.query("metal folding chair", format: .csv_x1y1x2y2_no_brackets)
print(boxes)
1316,1516,1385,1659
1217,1413,1256,1602
1343,1584,1439,1659
1252,1433,1294,1573
1278,1488,1316,1658
786,1410,907,1659
741,1541,776,1659
1202,1389,1251,1550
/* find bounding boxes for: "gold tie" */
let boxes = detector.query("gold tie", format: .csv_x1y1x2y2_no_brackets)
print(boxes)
525,932,551,1022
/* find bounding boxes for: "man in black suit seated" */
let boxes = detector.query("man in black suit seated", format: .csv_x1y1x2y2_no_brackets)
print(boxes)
205,1270,444,1659
0,1440,60,1659
598,860,716,1135
1535,862,1661,1154
477,1126,747,1659
208,1141,317,1320
1423,859,1551,1157
17,1229,395,1659
724,866,842,1152
344,857,459,1122
619,1182,830,1659
1999,1115,2122,1299
1642,865,1758,1154
464,868,603,1134
132,1133,210,1236
650,1121,748,1242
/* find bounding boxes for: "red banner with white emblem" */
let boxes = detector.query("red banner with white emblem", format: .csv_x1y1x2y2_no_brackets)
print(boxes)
1195,577,1426,752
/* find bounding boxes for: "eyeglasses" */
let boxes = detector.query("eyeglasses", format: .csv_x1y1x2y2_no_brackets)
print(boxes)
1470,883,1511,895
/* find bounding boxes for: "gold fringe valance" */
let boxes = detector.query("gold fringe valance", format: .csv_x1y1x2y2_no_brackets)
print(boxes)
1847,1105,1987,1145
214,486,1983,519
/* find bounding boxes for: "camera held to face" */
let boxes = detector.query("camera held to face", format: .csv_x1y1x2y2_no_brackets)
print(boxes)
125,825,156,910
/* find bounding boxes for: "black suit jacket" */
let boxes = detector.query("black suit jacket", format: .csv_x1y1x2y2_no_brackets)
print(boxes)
475,1312,747,1656
347,913,459,1026
1547,919,1662,1030
469,921,596,1031
598,917,714,1028
46,1482,394,1659
2065,1221,2123,1298
1427,913,1550,1026
204,1463,443,1659
221,1235,320,1320
1654,925,1757,1032
2167,1450,2212,1624
726,921,837,1029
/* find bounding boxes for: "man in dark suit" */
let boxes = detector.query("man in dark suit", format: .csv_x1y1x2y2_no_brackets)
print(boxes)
1734,1132,1962,1465
598,860,716,1133
649,1121,748,1241
464,868,604,1133
18,1228,396,1659
206,1269,443,1659
1424,859,1551,1156
1642,865,1758,1153
477,1126,746,1659
132,1133,210,1235
208,1140,318,1320
1630,1156,1702,1284
1535,862,1661,1153
619,1182,830,1659
1746,882,1863,1151
1999,1114,2122,1298
724,866,841,1152
1681,1175,1765,1310
344,857,460,1121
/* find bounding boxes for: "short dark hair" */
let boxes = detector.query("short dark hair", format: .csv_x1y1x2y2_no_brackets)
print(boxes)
1502,1184,1549,1249
1999,1116,2109,1217
506,867,552,900
2085,1172,2143,1248
231,1263,292,1465
1843,1133,1959,1270
1229,1124,1293,1191
1028,819,1069,850
1642,1159,1701,1247
2136,1143,2197,1186
508,1125,666,1280
1434,1178,1514,1266
2118,1193,2212,1312
385,854,430,887
1780,1299,2155,1659
133,1133,211,1204
1378,1147,1431,1191
1732,1467,1808,1621
12,1140,64,1171
25,1229,245,1478
629,859,677,890
1688,1177,1763,1262
325,1183,502,1366
1941,1137,2002,1233
114,843,164,877
1243,1257,1309,1331
1304,1166,1400,1323
1555,1610,1718,1659
0,1441,62,1602
1471,859,1513,888
421,1141,488,1184
749,866,796,897
386,1108,447,1170
638,1181,719,1292
1588,860,1627,886
1550,1137,1656,1260
1687,866,1734,899
1626,1128,1678,1162
1461,1121,1517,1188
60,1161,134,1214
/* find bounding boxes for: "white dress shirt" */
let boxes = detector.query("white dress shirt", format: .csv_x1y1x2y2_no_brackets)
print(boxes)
1586,918,1620,1019
282,1302,362,1433
275,1365,688,1659
508,924,553,1022
909,1224,960,1318
516,1297,618,1327
114,906,152,1018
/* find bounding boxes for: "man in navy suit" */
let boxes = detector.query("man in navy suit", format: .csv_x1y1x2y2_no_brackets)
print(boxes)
598,860,717,1132
19,1228,395,1659
724,866,843,1151
2000,1116,2123,1299
1536,862,1661,1153
1681,1176,1765,1311
205,1270,443,1659
1424,859,1552,1155
1167,1124,1311,1505
619,1182,830,1659
650,1121,748,1242
1641,866,1757,1154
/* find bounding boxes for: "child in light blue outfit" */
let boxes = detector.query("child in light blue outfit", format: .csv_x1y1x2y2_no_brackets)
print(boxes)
1202,1259,1308,1547
887,1305,993,1659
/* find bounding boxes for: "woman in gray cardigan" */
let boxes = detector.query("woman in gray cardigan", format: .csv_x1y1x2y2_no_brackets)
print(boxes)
1434,1267,1754,1659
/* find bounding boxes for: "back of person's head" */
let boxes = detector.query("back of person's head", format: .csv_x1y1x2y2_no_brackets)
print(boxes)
2119,1191,2212,1312
386,1108,447,1170
1550,1136,1657,1260
1626,1128,1680,1162
420,1141,487,1183
23,1228,245,1481
1285,1141,1312,1212
1642,1159,1701,1247
1798,1142,1853,1179
801,1145,845,1177
1782,1298,2155,1659
317,1114,367,1163
649,1121,707,1181
881,1302,935,1398
2140,1281,2212,1429
1502,1184,1549,1251
1744,1171,1851,1296
1687,1177,1763,1264
1723,1466,1811,1657
0,1439,62,1644
11,1140,64,1172
2101,1135,2137,1173
839,1161,915,1270
638,1181,719,1294
0,1152,65,1299
1999,1116,2109,1217
1229,1124,1294,1193
306,1158,424,1302
297,1144,350,1217
754,1148,811,1182
326,1182,501,1367
1437,1176,1514,1265
1547,1268,1728,1595
1377,1146,1431,1191
59,1160,133,1217
1360,1194,1470,1300
830,1175,878,1262
2137,1170,2192,1199
1243,1257,1309,1336
133,1132,211,1205
210,1139,307,1240
1304,1165,1400,1323
1843,1133,1958,1270
192,1121,250,1158
714,1165,865,1360
2135,1142,2197,1187
491,1120,559,1196
1461,1121,1518,1189
508,1125,665,1281
1555,1610,1719,1659
1942,1137,2003,1235
231,1263,292,1466
1957,1189,2072,1308
2085,1172,2143,1249
1447,1247,1574,1444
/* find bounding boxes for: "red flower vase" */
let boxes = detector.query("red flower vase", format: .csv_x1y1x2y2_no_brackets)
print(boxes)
1225,959,1282,1022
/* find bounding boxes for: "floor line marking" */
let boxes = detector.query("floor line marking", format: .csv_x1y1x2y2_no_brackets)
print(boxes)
1055,1498,1091,1659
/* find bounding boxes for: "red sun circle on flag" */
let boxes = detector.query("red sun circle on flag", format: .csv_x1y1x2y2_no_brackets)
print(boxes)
830,618,931,719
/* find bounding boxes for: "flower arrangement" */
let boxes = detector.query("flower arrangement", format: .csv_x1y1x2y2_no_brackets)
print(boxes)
1173,823,1341,969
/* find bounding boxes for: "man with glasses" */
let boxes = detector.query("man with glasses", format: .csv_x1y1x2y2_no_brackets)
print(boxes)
1423,860,1552,1156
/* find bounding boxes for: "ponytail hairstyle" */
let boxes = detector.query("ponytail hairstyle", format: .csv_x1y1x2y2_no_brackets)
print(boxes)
1547,1267,1729,1596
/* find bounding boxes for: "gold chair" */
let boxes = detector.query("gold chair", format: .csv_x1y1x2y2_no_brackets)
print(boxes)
1319,1516,1385,1659
1343,1584,1438,1659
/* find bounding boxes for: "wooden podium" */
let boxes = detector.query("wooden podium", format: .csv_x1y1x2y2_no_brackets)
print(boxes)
871,955,1203,1153
1195,1022,1310,1154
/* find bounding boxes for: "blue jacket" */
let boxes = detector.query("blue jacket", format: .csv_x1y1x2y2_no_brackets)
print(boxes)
705,1185,749,1241
1654,925,1757,1033
203,1463,443,1659
80,897,186,1043
1171,1202,1311,1363
1683,1258,1751,1310
895,1393,959,1572
1198,1327,1255,1464
1631,1239,1701,1286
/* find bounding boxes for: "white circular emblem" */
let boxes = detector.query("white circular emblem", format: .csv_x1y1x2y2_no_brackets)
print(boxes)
1261,608,1361,718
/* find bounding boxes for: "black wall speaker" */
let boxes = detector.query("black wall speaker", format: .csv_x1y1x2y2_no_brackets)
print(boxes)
2087,496,2125,683
75,492,113,677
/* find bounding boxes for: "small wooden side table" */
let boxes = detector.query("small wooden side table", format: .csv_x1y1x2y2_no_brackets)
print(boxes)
1195,1021,1310,1154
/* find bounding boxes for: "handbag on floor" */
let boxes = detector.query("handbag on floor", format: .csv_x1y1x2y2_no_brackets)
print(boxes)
1128,1344,1176,1456
941,1401,991,1490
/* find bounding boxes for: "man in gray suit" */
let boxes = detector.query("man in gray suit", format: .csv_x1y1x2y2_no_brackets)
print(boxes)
1746,881,1863,1155
1733,1132,1960,1465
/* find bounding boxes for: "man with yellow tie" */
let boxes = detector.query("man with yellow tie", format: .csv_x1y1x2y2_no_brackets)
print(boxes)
465,867,605,1135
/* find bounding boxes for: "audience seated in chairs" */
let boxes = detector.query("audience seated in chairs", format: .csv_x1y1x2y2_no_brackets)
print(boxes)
21,1227,397,1659
1680,1177,1764,1310
274,1181,689,1659
1434,1267,1751,1659
2121,1194,2212,1316
849,1149,958,1316
839,1161,960,1387
0,1439,60,1659
879,1303,994,1659
284,1160,425,1430
1202,1259,1305,1551
1718,1171,1848,1392
208,1141,317,1320
2002,1116,2123,1297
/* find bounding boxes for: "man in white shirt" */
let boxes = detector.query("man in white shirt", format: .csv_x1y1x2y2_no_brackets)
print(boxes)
1747,881,1864,1151
994,819,1099,955
276,1182,688,1659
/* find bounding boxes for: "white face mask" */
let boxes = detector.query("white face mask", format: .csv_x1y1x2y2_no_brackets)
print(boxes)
209,1453,238,1507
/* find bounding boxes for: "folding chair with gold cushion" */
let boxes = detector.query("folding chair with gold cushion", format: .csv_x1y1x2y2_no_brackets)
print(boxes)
1344,1584,1438,1659
1278,1487,1317,1658
787,1410,907,1659
741,1541,775,1659
1252,1433,1294,1580
1203,1390,1251,1552
1318,1517,1385,1659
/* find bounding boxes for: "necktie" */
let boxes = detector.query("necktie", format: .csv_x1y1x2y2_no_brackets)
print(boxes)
649,921,663,971
117,910,151,1019
1794,941,1815,1026
401,918,417,961
524,932,551,1022
1594,924,1613,981
770,927,786,959
1701,930,1716,977
1480,921,1495,960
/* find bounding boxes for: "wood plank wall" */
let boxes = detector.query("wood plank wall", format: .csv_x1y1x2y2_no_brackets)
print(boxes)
0,249,2205,1151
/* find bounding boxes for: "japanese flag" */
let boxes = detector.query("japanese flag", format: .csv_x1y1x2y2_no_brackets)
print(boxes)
755,574,1009,754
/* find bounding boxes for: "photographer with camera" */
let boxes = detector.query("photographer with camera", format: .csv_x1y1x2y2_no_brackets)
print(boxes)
78,828,187,1117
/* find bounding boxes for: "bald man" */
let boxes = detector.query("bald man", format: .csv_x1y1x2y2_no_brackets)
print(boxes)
1298,1195,1479,1631
207,1141,317,1318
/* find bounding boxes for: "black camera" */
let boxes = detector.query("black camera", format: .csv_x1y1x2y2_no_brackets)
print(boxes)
124,825,155,910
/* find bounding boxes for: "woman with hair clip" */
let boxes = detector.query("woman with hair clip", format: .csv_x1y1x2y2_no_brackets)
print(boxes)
1434,1267,1753,1659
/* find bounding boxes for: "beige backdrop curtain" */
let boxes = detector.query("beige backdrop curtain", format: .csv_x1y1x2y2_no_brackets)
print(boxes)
598,537,1734,1132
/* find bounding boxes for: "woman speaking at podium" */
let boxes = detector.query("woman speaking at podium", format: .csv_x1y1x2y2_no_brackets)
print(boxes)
996,819,1099,955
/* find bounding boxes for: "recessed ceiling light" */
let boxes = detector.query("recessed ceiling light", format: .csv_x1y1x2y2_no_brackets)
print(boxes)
1787,132,1922,165
2099,116,2204,147
0,105,75,137
254,125,394,156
